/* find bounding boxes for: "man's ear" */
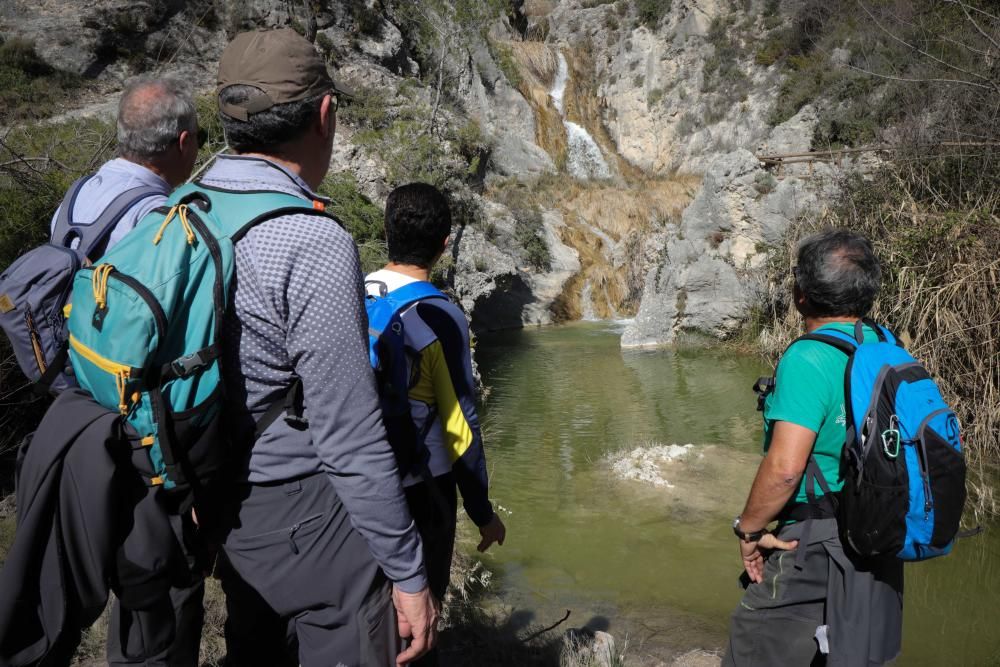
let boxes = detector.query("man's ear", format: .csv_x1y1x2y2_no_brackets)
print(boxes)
178,129,194,154
318,94,335,139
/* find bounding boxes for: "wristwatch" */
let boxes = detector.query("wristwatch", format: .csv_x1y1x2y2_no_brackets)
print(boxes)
732,516,767,542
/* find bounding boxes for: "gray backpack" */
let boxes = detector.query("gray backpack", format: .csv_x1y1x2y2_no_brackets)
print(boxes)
0,176,161,394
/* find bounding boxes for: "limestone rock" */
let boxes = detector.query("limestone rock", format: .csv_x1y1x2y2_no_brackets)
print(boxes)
623,108,839,347
453,202,578,331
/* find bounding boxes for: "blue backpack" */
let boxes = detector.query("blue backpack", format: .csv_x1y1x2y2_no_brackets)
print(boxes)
365,280,448,476
801,319,967,561
66,183,335,509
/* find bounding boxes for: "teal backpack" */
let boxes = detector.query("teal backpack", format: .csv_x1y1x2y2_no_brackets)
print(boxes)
66,182,334,509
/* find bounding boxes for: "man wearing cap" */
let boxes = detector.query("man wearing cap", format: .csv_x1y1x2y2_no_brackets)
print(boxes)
207,29,437,665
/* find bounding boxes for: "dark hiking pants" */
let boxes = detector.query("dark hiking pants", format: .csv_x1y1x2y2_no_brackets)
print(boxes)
219,473,399,667
106,582,205,667
107,491,207,667
404,473,458,667
723,519,903,667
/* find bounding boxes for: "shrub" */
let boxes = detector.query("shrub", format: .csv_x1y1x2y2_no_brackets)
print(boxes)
494,43,523,90
337,87,392,131
349,0,383,36
675,111,698,137
753,171,777,195
0,38,82,121
647,87,665,106
636,0,671,28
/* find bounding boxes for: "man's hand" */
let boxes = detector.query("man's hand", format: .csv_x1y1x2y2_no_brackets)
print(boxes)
392,585,439,666
739,532,799,584
477,514,506,552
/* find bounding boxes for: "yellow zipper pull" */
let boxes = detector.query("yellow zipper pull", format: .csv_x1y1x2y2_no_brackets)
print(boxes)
115,369,131,415
153,205,196,246
178,205,196,246
153,206,178,245
91,264,114,310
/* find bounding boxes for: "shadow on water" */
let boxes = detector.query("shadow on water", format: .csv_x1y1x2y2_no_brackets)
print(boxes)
473,321,1000,664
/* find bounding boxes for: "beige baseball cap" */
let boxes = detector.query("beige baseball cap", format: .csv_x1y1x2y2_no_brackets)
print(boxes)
217,28,353,121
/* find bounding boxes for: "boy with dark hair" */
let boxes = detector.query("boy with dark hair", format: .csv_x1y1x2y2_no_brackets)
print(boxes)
366,183,507,665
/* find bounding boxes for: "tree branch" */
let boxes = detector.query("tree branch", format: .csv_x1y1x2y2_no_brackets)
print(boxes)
857,0,998,90
845,62,993,90
953,0,1000,53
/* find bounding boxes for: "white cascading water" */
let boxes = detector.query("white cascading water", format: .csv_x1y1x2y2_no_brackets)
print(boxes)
549,52,610,180
580,280,598,321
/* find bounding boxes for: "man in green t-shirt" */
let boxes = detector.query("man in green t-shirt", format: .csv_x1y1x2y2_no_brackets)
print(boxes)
723,230,904,666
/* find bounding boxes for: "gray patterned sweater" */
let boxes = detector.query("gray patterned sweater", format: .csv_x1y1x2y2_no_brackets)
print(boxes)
205,155,426,593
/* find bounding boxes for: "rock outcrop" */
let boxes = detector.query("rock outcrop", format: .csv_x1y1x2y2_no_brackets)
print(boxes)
622,107,841,346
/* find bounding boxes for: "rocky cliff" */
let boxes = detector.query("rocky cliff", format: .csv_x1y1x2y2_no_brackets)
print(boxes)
0,0,857,343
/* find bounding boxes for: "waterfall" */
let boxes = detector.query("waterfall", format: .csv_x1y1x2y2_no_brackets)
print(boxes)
580,279,598,321
549,52,610,180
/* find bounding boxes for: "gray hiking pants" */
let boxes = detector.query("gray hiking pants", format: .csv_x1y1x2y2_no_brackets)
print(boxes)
219,473,399,667
723,519,903,666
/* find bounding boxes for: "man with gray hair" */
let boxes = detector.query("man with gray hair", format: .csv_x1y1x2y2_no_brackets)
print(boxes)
724,229,904,665
49,76,201,259
48,76,205,667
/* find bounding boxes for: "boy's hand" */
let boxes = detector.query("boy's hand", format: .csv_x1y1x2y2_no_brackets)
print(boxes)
477,513,506,552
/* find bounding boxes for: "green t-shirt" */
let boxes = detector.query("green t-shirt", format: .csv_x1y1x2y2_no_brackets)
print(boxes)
762,322,881,504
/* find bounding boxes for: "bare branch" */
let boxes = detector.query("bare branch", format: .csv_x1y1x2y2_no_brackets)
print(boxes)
944,0,1000,23
845,62,994,91
953,0,1000,53
857,1,999,90
0,156,70,171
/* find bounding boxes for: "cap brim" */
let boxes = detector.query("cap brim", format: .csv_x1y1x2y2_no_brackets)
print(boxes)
332,76,355,100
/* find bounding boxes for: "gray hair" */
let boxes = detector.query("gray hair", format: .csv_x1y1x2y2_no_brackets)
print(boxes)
117,77,197,161
218,84,324,154
795,229,882,317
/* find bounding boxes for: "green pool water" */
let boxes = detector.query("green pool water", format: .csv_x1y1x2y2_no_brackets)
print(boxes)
472,321,1000,665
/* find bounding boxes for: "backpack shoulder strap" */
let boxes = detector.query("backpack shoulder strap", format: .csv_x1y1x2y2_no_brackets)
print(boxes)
51,175,92,242
77,185,164,258
796,332,858,356
52,176,164,258
385,281,448,312
178,182,340,242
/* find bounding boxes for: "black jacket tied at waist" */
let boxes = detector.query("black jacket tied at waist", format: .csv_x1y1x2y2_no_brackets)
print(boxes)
0,389,194,667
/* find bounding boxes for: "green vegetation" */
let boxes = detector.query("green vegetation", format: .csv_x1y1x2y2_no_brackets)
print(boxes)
702,14,750,115
346,80,491,231
754,0,995,149
636,0,671,29
321,172,387,274
489,181,552,271
0,38,82,121
752,171,776,196
348,0,384,36
493,41,523,90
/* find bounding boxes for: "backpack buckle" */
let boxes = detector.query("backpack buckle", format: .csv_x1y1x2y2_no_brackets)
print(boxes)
283,414,309,430
170,351,207,378
752,376,774,412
